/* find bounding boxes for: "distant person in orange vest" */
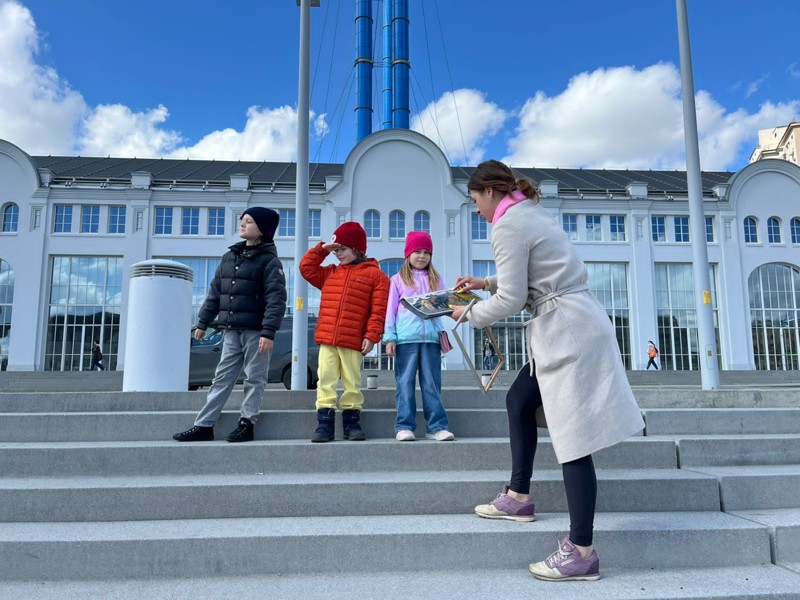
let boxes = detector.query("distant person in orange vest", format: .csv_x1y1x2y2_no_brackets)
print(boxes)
646,341,659,370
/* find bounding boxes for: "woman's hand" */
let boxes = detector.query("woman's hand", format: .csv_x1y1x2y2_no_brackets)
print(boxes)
361,338,375,355
194,328,206,341
449,305,468,322
385,341,396,357
454,275,483,292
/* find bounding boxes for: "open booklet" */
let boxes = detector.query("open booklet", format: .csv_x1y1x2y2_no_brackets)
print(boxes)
400,288,482,320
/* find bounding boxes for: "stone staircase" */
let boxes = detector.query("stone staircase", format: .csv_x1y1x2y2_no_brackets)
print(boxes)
1,386,799,599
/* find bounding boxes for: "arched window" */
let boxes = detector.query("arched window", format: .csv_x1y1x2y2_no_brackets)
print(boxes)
1,203,19,233
767,217,782,244
791,217,800,244
364,210,380,238
743,217,758,244
414,211,431,233
379,259,404,279
389,210,405,239
749,263,800,370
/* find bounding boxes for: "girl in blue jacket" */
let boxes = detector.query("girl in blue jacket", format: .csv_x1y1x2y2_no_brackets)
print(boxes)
383,232,453,441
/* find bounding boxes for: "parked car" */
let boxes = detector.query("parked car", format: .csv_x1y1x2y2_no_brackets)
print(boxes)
188,316,318,390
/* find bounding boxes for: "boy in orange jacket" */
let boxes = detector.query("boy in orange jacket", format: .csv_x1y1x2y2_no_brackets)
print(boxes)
300,221,390,442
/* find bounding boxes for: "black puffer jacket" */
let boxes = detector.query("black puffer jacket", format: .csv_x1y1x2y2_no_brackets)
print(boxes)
197,240,287,339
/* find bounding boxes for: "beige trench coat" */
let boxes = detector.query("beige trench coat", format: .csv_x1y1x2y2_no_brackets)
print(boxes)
468,200,644,463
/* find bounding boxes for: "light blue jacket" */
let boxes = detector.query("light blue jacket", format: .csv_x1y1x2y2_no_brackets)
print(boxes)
383,269,445,345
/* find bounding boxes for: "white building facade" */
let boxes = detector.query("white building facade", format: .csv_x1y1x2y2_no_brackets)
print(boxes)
1,130,799,374
750,122,799,166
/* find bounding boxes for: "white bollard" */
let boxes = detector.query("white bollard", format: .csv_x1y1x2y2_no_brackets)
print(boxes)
122,260,193,392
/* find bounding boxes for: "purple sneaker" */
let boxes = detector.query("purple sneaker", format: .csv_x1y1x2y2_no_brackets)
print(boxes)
474,485,535,522
528,537,601,581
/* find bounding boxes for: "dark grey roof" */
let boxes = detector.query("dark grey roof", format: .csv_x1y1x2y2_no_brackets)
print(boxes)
32,156,342,190
452,166,733,196
33,155,733,195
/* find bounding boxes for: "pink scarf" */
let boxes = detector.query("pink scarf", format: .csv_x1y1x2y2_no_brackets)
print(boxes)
491,189,528,225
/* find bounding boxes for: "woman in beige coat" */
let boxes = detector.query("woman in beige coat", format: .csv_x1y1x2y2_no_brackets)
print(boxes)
452,160,644,582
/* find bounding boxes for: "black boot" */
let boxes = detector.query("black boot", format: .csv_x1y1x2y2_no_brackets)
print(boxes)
172,425,214,442
311,408,336,443
226,417,254,443
342,409,366,441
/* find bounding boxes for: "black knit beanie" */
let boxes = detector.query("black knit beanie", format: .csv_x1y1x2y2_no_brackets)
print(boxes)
242,207,280,241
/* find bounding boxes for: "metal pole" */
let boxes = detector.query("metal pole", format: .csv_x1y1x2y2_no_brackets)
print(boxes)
291,0,315,390
676,0,719,389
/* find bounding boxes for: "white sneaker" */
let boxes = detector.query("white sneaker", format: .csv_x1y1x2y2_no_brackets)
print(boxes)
395,430,416,441
425,430,455,441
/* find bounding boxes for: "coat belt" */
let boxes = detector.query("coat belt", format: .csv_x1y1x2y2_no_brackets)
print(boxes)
527,283,589,313
524,283,590,376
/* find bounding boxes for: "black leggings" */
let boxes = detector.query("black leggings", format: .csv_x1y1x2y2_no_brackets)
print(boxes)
506,362,598,547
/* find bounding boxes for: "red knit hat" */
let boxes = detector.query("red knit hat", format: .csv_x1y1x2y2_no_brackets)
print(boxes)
404,231,433,258
331,221,367,254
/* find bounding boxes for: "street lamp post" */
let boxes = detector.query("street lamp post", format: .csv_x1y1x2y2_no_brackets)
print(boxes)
291,0,319,390
675,0,720,389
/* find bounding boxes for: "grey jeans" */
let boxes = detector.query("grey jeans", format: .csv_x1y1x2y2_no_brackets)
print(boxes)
194,330,271,427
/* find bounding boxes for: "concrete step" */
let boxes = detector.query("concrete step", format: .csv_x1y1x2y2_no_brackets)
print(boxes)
643,408,800,435
730,508,800,566
664,434,800,466
7,406,800,443
0,389,510,411
2,368,799,393
684,466,800,510
3,565,800,600
0,469,720,522
2,386,800,414
633,388,800,409
0,512,772,581
0,408,514,442
0,438,678,477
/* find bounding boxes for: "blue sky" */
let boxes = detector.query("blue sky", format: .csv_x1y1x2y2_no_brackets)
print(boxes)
1,0,798,170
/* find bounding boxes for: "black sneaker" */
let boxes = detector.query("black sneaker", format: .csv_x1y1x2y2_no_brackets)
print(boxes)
173,425,214,442
226,418,254,443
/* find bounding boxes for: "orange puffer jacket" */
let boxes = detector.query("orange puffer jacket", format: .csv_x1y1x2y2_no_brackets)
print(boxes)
300,242,390,352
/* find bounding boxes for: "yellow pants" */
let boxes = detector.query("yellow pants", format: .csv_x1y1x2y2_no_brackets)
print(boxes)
316,344,365,410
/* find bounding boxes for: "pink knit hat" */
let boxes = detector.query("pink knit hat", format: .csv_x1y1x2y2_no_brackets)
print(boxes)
404,231,433,258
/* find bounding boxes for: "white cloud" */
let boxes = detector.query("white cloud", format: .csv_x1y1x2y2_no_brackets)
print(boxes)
788,63,800,80
169,105,328,162
411,89,507,165
503,63,799,171
78,104,183,157
0,0,87,154
695,95,798,169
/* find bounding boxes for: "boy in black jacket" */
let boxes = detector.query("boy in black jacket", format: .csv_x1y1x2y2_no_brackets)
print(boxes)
173,207,287,443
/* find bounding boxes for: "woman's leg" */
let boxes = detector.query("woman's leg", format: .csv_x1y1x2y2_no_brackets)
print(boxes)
562,454,598,547
507,362,543,495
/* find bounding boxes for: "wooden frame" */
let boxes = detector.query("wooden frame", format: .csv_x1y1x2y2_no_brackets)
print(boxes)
451,300,505,393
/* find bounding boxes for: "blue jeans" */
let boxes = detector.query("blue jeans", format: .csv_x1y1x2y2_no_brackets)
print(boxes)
195,330,271,427
394,342,448,434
